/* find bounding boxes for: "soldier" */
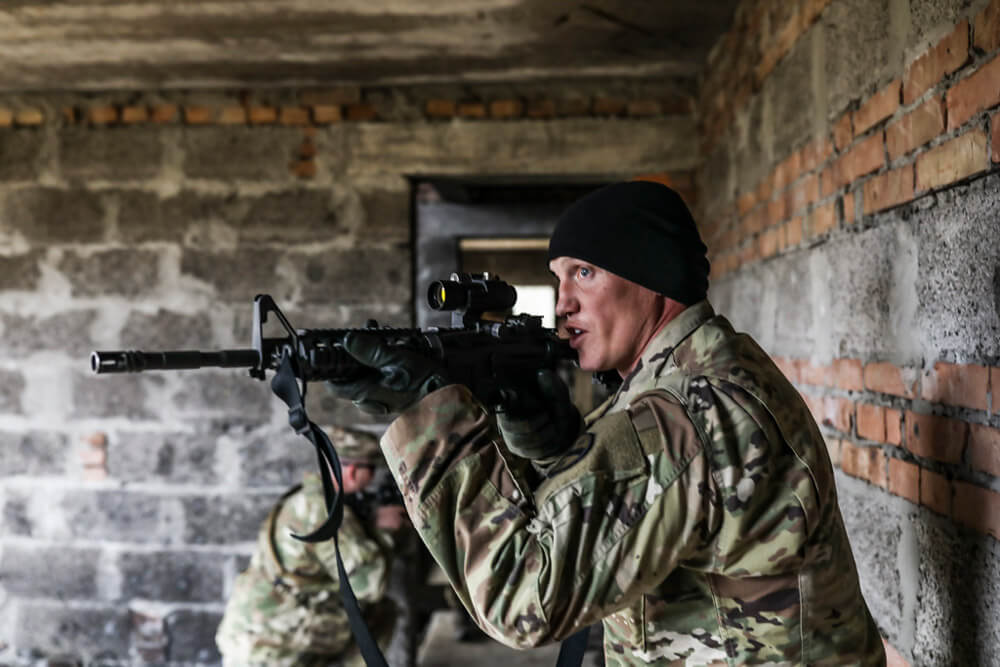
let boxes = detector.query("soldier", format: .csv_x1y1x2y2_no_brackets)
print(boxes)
326,181,886,665
215,425,404,667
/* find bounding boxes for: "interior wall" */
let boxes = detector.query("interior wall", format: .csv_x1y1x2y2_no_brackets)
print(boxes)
0,82,697,662
697,0,1000,664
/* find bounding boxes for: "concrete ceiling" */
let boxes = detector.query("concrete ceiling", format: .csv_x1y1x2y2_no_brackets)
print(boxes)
0,1,741,93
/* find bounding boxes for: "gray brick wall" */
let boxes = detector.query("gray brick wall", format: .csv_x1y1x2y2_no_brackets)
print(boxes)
0,88,696,664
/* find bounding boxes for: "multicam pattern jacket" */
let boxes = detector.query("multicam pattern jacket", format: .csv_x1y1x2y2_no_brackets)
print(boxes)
382,301,886,666
215,473,394,666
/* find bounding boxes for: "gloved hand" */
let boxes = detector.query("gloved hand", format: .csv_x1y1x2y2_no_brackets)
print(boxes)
496,369,583,460
326,331,451,415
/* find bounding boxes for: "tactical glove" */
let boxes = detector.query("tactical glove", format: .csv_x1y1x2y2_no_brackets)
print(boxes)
496,368,583,460
326,331,451,415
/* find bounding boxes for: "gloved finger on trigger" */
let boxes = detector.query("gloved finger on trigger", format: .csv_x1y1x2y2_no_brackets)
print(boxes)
342,331,394,367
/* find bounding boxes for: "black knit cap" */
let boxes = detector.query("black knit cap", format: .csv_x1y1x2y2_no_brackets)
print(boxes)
548,181,710,305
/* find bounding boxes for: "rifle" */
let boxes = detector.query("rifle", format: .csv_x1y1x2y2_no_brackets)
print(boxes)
91,272,574,411
89,273,575,667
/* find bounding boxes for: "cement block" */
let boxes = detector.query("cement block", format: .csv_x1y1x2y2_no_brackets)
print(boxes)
73,371,158,420
907,0,976,59
8,601,130,660
0,543,99,599
170,369,272,416
236,189,350,243
763,254,812,358
0,310,99,358
821,222,909,361
180,126,302,181
913,513,1000,665
119,308,214,350
57,248,160,298
59,127,163,182
0,187,107,244
835,473,906,637
165,609,223,662
356,183,412,245
342,118,699,177
914,172,1000,361
700,142,736,217
292,247,411,307
108,429,219,484
0,251,43,291
0,368,25,414
764,30,818,162
714,218,924,365
54,489,182,544
820,0,898,116
0,430,69,476
237,428,317,487
730,94,771,201
181,492,279,545
0,129,45,181
180,247,291,303
116,550,223,602
115,189,186,244
710,260,794,357
1,489,31,536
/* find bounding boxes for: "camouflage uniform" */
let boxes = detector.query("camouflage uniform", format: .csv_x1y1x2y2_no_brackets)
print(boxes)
381,301,886,666
215,470,395,667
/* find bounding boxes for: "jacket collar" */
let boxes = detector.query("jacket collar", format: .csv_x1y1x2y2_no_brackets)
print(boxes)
614,300,715,395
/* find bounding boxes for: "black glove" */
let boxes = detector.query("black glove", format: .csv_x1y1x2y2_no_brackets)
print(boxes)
326,331,451,415
496,369,583,460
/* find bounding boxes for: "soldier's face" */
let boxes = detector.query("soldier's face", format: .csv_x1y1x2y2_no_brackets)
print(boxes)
342,463,375,494
550,256,667,376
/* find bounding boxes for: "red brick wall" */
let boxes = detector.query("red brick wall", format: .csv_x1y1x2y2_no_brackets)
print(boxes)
698,1,1000,662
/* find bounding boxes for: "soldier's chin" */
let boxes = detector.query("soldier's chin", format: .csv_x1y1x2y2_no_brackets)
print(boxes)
576,356,610,373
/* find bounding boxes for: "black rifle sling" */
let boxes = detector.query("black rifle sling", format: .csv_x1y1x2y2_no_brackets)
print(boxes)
270,351,389,667
557,627,590,667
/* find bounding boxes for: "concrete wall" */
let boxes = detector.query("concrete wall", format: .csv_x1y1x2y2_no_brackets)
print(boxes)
0,83,698,663
697,0,1000,664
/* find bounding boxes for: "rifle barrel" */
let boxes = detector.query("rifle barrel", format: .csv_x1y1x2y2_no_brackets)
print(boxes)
90,349,260,374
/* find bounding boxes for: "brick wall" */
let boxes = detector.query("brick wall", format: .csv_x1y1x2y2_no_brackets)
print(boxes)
0,80,697,663
698,0,1000,664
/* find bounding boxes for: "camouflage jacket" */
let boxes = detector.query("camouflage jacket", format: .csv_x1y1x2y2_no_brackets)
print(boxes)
215,473,394,665
382,301,886,666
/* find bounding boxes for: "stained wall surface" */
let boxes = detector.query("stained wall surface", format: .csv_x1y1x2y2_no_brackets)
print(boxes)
0,83,697,663
698,0,1000,663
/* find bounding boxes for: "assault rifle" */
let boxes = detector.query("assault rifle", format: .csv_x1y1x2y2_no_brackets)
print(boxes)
90,272,584,667
91,272,574,411
90,272,574,667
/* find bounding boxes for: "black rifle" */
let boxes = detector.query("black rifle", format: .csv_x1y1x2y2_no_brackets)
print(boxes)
91,272,574,411
90,272,575,667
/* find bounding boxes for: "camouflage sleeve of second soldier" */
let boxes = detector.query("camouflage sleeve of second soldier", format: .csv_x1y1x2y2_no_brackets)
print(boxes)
380,384,712,649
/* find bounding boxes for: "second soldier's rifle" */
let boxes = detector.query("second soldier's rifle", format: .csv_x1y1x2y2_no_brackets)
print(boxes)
90,272,575,667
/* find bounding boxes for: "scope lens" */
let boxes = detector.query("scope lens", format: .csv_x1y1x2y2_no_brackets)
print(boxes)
428,281,466,310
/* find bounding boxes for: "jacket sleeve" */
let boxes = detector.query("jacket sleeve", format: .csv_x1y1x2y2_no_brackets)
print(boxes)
380,384,714,648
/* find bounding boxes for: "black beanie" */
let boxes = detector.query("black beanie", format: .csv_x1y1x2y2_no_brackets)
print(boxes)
548,181,710,305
